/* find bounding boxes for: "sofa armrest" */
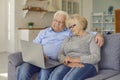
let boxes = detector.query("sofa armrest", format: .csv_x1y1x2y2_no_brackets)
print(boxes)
8,52,24,67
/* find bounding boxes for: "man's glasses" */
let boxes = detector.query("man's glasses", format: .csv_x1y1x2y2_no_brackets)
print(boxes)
68,24,76,29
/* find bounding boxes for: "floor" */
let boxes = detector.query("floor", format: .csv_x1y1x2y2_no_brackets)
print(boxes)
0,52,8,80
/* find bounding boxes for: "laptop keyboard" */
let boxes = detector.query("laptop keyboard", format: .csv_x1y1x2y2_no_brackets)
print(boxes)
47,59,60,65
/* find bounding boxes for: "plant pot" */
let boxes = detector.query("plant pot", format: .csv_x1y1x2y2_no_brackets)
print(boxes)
28,22,34,28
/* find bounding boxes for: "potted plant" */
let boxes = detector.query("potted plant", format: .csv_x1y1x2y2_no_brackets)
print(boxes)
28,22,34,28
108,6,114,14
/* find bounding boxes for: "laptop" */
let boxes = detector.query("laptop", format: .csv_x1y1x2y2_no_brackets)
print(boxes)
21,40,61,69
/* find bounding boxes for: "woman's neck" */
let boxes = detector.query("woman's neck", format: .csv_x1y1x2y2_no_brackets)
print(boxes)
77,30,87,36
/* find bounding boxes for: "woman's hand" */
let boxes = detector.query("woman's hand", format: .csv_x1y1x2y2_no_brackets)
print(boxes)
64,56,71,64
67,63,84,68
64,56,80,64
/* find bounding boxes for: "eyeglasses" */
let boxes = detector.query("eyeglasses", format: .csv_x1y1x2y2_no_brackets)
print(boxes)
68,24,76,29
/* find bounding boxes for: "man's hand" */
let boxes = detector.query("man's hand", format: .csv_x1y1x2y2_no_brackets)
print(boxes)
44,54,49,62
95,33,104,47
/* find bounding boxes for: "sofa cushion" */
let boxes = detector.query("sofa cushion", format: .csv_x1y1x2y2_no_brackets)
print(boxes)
99,33,120,71
106,74,120,80
85,70,119,80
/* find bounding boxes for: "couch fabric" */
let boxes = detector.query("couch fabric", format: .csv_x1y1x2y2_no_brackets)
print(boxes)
8,33,120,80
106,74,120,80
99,34,120,71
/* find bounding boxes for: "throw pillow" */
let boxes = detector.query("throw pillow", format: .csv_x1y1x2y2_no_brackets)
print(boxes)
99,33,120,71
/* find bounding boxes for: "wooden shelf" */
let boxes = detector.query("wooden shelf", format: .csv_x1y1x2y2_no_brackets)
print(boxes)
23,6,48,12
18,27,48,30
91,12,114,34
22,0,56,18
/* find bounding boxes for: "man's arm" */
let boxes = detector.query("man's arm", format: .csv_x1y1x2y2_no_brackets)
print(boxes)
89,32,104,47
33,29,47,44
95,33,104,47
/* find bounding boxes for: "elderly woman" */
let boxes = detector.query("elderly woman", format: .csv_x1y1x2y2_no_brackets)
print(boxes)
48,14,101,80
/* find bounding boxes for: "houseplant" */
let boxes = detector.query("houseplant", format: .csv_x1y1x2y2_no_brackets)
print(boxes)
28,22,34,28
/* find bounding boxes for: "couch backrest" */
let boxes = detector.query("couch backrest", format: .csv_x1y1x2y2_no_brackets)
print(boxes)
99,33,120,71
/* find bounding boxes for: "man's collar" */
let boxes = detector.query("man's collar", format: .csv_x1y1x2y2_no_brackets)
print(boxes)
49,27,53,31
49,27,68,32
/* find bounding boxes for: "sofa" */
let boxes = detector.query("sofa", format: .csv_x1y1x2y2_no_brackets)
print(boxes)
8,33,120,80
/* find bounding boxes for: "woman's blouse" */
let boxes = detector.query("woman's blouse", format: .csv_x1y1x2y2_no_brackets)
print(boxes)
58,33,100,65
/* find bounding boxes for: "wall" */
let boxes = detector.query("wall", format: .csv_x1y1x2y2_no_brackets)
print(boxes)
93,0,120,13
82,0,93,31
13,0,55,52
8,0,16,53
16,0,54,28
0,0,8,52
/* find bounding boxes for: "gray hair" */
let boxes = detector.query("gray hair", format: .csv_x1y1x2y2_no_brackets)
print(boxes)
53,10,68,20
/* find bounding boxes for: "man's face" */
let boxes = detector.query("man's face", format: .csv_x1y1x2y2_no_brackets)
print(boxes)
52,14,66,32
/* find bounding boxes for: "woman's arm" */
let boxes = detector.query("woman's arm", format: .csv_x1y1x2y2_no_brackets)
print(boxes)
57,38,69,63
80,36,101,65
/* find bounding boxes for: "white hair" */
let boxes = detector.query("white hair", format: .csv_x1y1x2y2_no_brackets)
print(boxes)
53,10,68,20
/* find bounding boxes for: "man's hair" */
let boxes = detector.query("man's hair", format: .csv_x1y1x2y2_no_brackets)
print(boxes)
53,10,68,20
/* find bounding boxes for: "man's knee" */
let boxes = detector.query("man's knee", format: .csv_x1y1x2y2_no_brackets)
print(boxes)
17,62,34,77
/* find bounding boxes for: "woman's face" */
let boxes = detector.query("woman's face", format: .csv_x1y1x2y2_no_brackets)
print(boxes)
67,20,83,35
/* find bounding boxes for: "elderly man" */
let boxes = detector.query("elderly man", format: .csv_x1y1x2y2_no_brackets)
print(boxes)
17,10,104,80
